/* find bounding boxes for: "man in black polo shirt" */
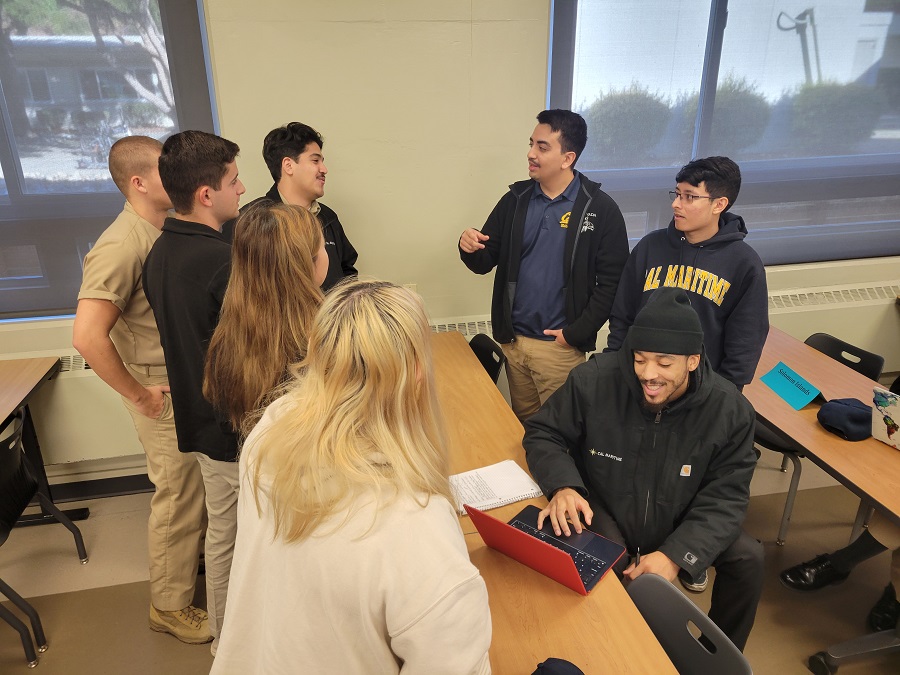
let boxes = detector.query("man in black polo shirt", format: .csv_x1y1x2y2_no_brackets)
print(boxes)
143,130,245,656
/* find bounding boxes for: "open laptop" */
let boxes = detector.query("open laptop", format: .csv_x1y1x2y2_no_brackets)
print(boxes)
873,386,900,450
465,503,626,595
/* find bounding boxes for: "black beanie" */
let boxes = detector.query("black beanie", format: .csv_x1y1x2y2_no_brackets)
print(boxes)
628,288,704,355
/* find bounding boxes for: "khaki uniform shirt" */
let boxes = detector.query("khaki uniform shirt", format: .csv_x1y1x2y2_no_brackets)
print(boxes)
77,202,165,367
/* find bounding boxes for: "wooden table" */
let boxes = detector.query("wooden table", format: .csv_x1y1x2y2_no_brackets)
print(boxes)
431,332,677,674
744,326,900,526
0,357,90,525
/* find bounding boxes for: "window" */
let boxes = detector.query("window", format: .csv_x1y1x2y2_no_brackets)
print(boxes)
549,0,900,263
80,69,158,102
23,70,53,103
0,0,215,319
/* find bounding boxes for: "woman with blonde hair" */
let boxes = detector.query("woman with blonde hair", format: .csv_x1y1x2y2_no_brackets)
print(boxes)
211,280,492,675
204,201,327,436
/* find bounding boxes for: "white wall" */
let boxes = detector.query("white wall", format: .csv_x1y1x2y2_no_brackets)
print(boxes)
203,0,551,321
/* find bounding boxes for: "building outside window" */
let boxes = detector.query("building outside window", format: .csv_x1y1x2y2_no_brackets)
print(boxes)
0,0,214,318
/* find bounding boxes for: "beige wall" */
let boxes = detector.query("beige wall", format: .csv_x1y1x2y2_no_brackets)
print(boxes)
202,0,551,320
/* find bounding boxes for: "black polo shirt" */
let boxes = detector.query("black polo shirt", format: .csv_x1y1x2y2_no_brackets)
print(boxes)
143,217,238,461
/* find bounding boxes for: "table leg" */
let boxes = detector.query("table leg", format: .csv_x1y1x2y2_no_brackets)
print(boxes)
16,405,90,527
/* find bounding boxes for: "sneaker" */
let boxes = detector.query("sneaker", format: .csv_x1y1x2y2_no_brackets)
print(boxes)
679,568,708,593
868,583,900,632
149,604,212,644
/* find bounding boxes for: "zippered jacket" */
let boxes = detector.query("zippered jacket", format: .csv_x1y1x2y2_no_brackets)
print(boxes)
523,333,757,577
223,184,358,291
606,213,767,386
460,176,628,352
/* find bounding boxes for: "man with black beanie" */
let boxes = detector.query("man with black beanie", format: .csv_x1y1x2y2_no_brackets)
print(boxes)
524,287,764,651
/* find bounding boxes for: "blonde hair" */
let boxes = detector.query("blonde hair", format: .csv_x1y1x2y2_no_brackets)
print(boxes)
203,202,324,434
246,279,452,542
108,136,163,195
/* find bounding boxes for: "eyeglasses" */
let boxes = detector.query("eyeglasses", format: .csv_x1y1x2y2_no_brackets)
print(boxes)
669,190,716,204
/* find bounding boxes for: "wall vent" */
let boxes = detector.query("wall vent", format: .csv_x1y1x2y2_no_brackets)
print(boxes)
768,283,900,312
59,354,91,372
430,319,492,338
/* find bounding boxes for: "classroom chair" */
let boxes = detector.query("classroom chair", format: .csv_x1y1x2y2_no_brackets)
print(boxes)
0,407,89,668
468,333,506,384
627,573,752,675
754,333,884,545
807,621,900,674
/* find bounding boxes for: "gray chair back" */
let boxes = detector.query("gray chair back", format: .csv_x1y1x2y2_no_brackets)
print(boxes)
627,573,752,675
468,333,506,384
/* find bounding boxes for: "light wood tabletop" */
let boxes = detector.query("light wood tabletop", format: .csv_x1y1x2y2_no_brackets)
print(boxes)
0,357,60,422
431,331,677,674
744,326,900,525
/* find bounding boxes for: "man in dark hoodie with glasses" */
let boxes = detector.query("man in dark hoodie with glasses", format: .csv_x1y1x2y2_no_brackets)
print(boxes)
606,156,767,390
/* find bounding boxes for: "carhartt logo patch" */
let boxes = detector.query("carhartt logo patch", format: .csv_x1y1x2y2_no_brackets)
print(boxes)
680,465,692,477
684,552,698,565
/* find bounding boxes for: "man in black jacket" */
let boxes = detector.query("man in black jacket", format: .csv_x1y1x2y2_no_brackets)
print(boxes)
459,109,629,421
524,288,763,651
224,122,357,291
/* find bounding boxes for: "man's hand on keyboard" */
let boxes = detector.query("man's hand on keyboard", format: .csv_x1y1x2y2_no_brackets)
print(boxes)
623,551,679,583
537,488,593,537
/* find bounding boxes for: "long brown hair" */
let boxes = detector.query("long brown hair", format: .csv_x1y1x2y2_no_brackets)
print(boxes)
244,280,452,542
203,202,324,435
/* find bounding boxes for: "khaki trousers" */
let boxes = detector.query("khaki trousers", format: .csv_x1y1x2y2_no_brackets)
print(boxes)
500,336,585,422
123,364,206,612
194,452,240,644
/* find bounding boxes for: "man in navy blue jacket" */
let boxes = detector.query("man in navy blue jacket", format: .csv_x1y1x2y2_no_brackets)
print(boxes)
459,110,629,421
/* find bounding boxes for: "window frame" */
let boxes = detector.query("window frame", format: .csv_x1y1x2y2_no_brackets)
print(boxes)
0,0,217,319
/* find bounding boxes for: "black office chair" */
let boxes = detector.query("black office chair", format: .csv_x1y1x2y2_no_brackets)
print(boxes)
468,333,506,384
755,333,884,545
627,573,752,675
1,407,89,668
808,623,900,674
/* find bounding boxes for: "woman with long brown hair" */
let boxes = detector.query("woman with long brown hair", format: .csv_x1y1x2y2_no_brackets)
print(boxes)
211,280,492,674
204,202,327,437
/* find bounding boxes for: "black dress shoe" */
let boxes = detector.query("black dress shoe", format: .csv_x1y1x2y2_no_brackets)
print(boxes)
868,583,900,632
780,554,850,591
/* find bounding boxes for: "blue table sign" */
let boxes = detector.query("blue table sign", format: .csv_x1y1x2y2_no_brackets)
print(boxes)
760,361,821,410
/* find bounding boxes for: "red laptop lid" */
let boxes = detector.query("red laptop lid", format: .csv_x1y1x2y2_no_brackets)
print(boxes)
465,504,589,595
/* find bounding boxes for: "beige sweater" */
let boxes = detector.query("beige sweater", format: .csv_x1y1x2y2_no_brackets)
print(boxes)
211,402,492,674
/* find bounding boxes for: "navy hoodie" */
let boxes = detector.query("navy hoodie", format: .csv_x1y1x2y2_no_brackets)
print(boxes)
606,212,768,387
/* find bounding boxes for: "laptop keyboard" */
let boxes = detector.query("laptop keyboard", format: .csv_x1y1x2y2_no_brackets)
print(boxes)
510,519,607,584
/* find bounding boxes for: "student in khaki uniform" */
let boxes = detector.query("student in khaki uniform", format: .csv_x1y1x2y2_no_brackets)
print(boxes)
73,136,209,644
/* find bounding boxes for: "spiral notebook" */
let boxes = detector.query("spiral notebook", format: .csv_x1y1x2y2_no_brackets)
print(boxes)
449,460,543,515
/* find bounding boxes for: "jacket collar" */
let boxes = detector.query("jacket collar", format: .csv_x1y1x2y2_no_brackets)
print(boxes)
508,170,600,199
162,216,227,241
